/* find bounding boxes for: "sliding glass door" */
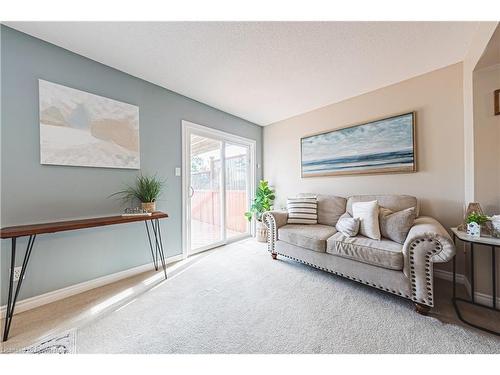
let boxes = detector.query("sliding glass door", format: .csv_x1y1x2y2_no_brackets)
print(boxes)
225,142,251,241
189,134,224,251
183,121,255,256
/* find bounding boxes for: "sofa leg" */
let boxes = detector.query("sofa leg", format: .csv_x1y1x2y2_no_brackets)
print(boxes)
271,252,277,260
414,303,431,315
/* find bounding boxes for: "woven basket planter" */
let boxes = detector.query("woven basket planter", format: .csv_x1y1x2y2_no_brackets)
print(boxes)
256,221,268,242
141,202,156,213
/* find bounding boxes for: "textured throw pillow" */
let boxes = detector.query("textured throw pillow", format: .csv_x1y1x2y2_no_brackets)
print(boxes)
379,207,416,244
352,200,381,240
287,197,318,224
335,215,360,237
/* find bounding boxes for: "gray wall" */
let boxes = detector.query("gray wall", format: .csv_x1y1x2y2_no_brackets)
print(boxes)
0,26,262,303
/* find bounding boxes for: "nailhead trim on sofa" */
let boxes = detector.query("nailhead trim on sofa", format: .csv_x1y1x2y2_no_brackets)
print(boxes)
407,237,442,306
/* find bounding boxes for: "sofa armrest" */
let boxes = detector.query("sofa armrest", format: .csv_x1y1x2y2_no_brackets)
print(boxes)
262,211,288,254
402,216,456,306
264,210,288,229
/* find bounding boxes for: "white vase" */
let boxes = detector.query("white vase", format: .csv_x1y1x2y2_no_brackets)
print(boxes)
467,222,481,237
256,221,268,242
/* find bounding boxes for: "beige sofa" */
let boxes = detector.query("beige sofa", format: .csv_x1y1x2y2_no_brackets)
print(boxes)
262,194,456,314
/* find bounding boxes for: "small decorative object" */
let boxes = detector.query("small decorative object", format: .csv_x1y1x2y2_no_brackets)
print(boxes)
301,112,416,177
491,215,500,238
121,207,152,217
466,211,489,238
467,221,481,237
39,79,140,169
110,175,164,213
245,180,275,242
495,89,499,116
458,202,485,232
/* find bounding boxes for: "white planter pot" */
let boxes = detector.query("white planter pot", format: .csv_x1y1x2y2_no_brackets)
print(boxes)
467,222,481,237
256,221,268,242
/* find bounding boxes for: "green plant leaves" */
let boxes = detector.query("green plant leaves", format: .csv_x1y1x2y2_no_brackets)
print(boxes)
244,180,275,221
109,175,165,204
466,211,489,225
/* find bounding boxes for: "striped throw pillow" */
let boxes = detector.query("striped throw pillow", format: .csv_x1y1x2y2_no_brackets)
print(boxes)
287,197,318,224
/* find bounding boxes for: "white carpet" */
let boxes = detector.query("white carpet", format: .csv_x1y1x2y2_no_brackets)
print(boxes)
76,240,500,353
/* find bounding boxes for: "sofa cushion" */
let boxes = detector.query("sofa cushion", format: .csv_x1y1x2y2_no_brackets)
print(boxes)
326,232,404,270
317,195,347,226
298,194,347,226
278,224,337,252
379,207,416,244
346,195,418,216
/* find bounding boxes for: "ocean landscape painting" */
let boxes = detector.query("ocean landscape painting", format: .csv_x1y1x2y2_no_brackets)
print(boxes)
39,79,140,169
301,112,415,177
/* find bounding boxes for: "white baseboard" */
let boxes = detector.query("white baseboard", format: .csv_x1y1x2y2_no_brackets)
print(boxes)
434,269,500,308
1,254,184,318
434,269,466,285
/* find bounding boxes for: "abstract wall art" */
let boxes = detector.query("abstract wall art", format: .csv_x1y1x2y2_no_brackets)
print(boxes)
301,112,416,177
39,79,140,169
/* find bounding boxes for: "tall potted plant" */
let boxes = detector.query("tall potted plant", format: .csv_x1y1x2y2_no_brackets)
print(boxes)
111,175,165,213
245,180,275,242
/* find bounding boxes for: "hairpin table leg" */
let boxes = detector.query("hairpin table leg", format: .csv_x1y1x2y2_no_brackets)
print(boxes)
145,221,158,271
144,219,167,279
2,235,36,342
155,219,167,279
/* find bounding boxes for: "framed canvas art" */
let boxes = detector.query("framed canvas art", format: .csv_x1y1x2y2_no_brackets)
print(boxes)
301,112,416,177
39,79,140,169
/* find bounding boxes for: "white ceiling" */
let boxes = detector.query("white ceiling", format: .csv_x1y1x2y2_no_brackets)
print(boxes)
5,22,480,125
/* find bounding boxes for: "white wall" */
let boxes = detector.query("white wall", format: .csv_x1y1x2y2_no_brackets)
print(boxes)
462,22,498,203
264,63,465,273
471,63,500,296
474,64,500,214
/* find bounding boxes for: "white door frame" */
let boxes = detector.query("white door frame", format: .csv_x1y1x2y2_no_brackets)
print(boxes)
181,120,256,258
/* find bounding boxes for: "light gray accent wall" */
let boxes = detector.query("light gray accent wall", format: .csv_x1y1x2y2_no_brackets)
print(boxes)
0,26,262,303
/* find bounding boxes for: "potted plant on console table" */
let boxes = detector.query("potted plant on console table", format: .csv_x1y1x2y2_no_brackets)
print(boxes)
111,175,165,213
466,211,489,238
245,180,275,242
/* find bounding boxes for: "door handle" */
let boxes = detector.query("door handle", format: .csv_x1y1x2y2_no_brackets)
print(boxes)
189,186,194,198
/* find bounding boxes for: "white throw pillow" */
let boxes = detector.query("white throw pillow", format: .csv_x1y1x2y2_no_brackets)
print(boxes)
335,216,360,237
352,200,381,240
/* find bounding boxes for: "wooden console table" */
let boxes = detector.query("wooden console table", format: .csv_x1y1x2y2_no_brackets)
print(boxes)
0,211,168,342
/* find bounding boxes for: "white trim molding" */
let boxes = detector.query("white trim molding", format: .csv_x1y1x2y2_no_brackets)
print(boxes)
434,268,500,308
0,254,183,318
